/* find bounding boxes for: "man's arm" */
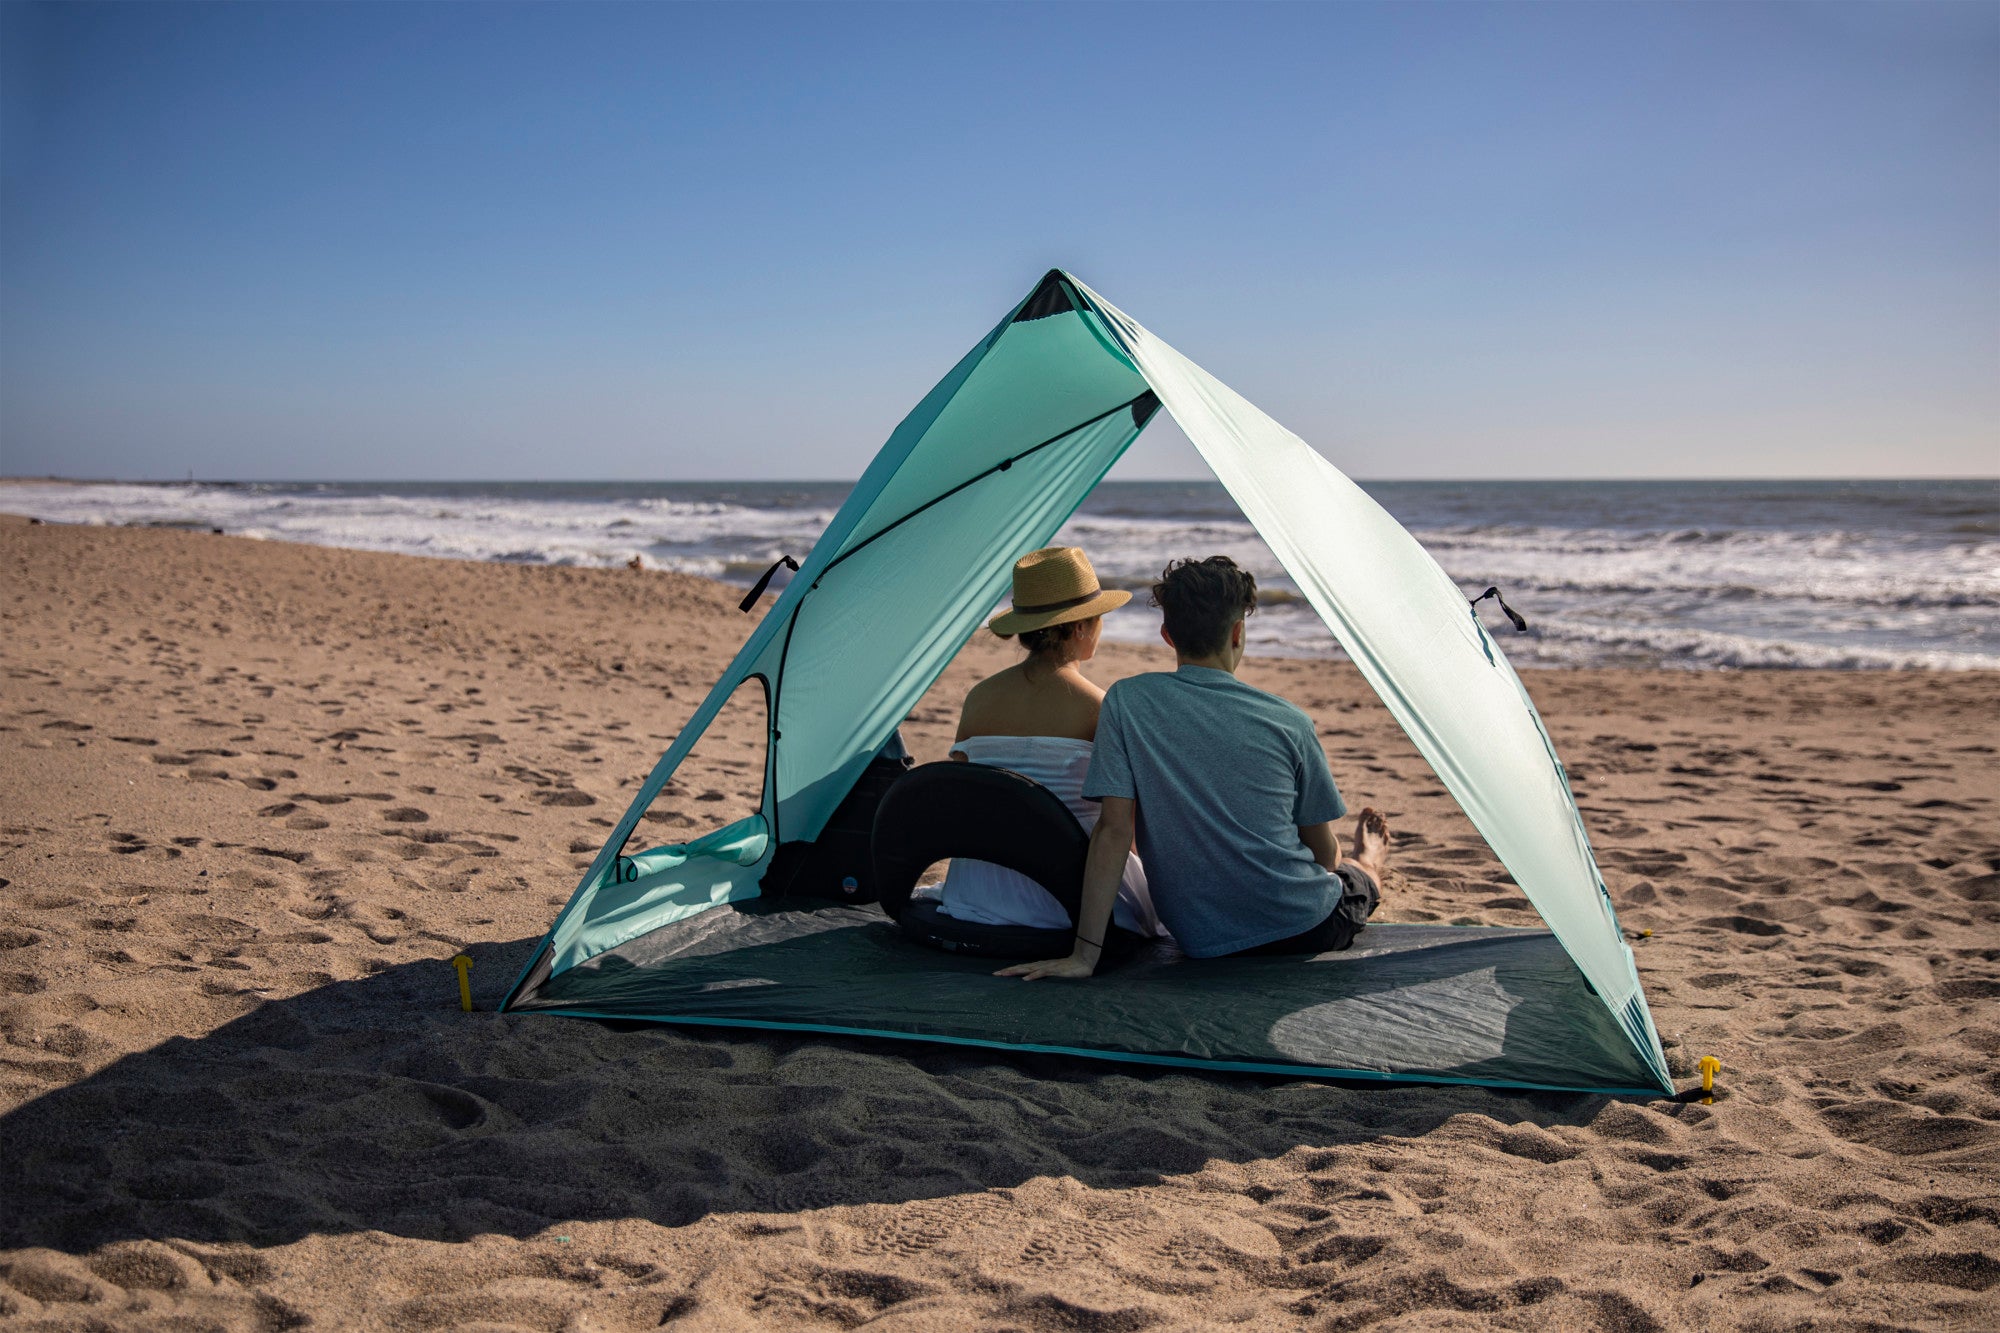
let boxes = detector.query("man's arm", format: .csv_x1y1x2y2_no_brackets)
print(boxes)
994,796,1134,981
1299,821,1343,875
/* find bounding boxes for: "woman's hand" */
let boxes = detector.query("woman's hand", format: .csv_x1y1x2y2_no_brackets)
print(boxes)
993,802,1128,982
994,952,1096,981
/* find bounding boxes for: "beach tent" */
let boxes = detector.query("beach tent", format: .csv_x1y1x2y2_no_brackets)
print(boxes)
502,271,1675,1096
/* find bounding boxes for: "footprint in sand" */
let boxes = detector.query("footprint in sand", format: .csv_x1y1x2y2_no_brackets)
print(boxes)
1875,1252,2000,1293
1297,1231,1394,1264
1819,1101,1998,1156
250,846,310,864
1017,1218,1120,1268
417,1084,490,1131
854,1196,1005,1256
1694,914,1786,937
382,807,429,823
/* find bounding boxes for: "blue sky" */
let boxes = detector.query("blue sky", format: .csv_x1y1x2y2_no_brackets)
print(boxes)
2,1,1994,481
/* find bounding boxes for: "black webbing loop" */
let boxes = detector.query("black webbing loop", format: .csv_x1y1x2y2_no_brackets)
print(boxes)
1469,586,1529,632
739,555,799,612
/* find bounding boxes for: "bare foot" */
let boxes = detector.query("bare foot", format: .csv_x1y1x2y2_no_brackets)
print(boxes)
1350,807,1390,880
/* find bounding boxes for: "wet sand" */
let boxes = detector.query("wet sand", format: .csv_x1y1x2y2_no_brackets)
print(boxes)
2,513,1996,1330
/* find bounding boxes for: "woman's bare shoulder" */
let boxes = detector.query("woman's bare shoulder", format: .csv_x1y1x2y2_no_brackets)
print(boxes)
957,666,1018,734
963,665,1020,707
1047,672,1103,738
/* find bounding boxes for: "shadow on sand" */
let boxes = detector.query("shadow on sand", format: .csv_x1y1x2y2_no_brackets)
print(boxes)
2,937,1625,1255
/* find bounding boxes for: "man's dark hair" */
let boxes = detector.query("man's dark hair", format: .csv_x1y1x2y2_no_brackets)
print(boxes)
1151,556,1256,658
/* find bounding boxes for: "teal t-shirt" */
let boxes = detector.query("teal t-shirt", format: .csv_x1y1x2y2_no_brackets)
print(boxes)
1084,665,1347,957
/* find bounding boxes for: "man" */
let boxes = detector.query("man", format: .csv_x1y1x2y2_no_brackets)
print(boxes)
998,555,1389,981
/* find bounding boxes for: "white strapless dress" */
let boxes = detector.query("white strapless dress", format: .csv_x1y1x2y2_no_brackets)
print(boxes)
931,734,1163,937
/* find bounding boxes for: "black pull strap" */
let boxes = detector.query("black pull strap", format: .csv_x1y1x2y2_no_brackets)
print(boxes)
1469,585,1529,632
739,555,799,612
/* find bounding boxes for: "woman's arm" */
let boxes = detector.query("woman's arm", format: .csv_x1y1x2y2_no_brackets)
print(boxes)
993,796,1134,981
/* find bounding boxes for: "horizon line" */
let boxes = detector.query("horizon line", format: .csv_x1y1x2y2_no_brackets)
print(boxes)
5,474,1998,487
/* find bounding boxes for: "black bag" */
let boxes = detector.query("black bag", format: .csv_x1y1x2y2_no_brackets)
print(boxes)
872,760,1091,958
759,732,912,904
871,761,1087,924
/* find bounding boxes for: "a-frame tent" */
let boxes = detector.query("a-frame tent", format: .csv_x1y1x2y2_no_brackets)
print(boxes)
502,270,1674,1097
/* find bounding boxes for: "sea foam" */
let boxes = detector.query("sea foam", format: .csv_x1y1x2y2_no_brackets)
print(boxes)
3,478,1992,670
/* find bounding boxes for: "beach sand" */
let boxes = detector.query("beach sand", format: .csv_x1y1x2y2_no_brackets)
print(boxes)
2,512,1996,1331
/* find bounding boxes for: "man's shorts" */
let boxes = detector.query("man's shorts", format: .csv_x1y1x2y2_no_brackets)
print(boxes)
1230,864,1381,957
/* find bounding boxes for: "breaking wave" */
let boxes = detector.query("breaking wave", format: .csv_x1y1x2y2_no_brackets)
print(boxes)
3,477,1993,670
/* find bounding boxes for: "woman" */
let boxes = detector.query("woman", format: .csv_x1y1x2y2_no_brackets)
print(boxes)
934,546,1163,939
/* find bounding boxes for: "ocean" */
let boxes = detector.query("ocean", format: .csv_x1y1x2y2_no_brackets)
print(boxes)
3,478,1993,670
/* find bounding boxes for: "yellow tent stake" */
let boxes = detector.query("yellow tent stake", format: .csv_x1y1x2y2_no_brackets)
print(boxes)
1698,1055,1720,1103
452,954,474,1012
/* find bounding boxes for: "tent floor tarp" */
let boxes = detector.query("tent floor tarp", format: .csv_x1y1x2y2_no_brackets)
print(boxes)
510,902,1665,1095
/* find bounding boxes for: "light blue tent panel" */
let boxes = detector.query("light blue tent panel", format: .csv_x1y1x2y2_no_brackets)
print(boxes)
1078,278,1669,1086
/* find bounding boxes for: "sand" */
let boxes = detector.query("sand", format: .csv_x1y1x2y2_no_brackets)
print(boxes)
1,512,1996,1331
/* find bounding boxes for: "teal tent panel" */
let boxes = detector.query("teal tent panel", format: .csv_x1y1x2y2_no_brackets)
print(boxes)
1074,277,1670,1091
514,652,781,991
547,815,771,973
775,405,1145,842
829,300,1148,564
507,276,1147,994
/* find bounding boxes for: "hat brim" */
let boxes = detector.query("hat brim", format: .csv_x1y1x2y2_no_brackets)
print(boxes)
988,588,1131,638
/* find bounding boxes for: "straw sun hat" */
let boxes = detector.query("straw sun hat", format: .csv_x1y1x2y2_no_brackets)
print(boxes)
987,546,1131,638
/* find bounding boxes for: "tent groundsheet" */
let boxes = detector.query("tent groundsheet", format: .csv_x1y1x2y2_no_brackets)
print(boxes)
503,269,1676,1097
509,902,1666,1095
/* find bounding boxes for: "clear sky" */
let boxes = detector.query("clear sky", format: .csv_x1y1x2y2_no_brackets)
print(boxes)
2,1,1994,482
